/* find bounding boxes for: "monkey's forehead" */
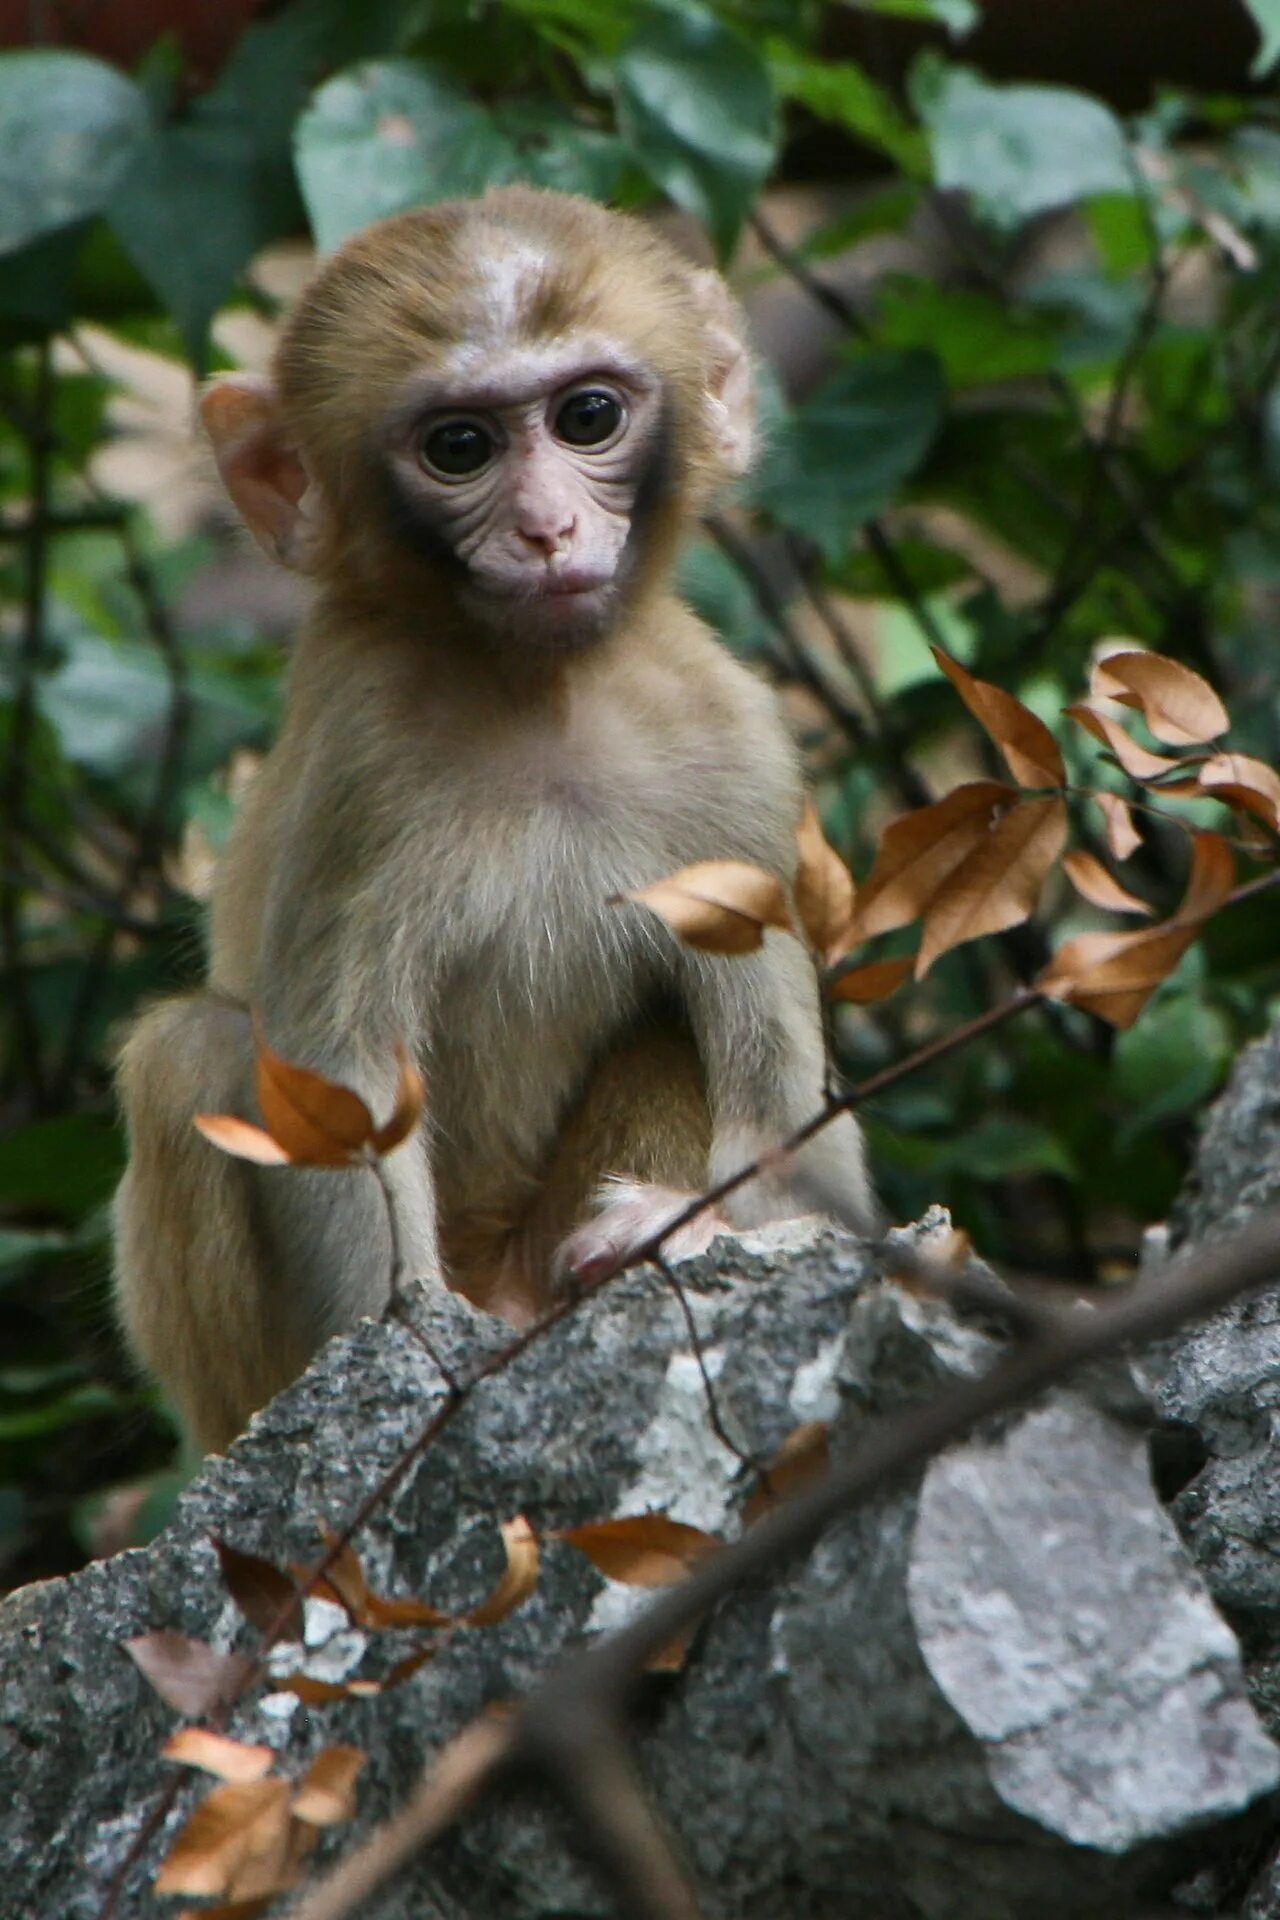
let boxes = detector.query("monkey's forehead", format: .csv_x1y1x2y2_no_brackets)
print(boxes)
277,188,708,406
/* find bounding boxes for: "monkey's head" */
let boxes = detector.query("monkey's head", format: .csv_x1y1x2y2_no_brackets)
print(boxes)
200,187,755,649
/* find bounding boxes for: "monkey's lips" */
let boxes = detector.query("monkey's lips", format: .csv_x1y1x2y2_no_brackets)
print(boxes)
464,566,616,641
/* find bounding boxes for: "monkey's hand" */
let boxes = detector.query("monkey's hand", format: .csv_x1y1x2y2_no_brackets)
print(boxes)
554,1179,730,1290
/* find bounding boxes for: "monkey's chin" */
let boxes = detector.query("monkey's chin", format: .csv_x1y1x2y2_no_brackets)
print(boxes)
464,579,617,650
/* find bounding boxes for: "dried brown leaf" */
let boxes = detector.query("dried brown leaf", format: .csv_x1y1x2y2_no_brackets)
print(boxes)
254,1025,373,1166
1090,650,1229,745
176,1900,273,1920
847,781,1015,942
308,1526,453,1630
1035,924,1198,1029
932,647,1065,787
162,1731,276,1785
382,1645,438,1688
123,1631,251,1718
1036,831,1235,1028
1092,791,1142,861
615,860,793,955
645,1622,697,1673
370,1045,426,1154
916,796,1068,978
154,1779,293,1899
1062,851,1153,917
794,802,856,959
291,1744,367,1828
825,954,915,1005
557,1513,721,1587
743,1421,831,1526
1066,703,1182,780
467,1515,540,1627
1198,753,1280,832
213,1538,299,1640
193,1114,291,1166
1174,830,1236,924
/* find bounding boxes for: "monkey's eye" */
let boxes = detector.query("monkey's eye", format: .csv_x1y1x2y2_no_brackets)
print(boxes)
554,390,623,449
420,418,494,478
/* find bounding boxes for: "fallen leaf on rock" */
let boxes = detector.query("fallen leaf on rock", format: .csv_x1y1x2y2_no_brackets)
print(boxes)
557,1513,721,1585
162,1731,276,1785
290,1745,367,1828
155,1779,293,1899
744,1421,830,1525
467,1515,540,1627
212,1538,299,1640
123,1631,252,1718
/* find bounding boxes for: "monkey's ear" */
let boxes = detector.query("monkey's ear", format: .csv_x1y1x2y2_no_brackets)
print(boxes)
689,269,755,480
199,374,325,573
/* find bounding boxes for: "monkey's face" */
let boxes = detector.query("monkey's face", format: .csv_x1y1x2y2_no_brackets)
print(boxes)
379,338,666,647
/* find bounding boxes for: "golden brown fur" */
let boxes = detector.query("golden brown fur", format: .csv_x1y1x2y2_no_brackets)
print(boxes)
114,187,872,1453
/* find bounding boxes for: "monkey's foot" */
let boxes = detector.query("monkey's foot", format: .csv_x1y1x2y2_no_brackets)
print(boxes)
554,1180,728,1289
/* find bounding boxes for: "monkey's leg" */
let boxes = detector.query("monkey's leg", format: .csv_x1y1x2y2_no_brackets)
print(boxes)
443,1012,722,1319
114,994,437,1452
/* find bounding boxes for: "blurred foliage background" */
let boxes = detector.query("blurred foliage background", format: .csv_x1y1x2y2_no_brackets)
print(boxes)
3,0,1280,1586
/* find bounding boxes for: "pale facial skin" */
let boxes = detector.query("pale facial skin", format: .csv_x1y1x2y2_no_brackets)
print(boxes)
382,341,664,644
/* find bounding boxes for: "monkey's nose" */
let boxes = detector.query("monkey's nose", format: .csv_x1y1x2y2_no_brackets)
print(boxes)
516,517,576,556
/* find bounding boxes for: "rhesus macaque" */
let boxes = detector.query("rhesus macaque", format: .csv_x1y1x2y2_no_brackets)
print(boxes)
114,186,875,1453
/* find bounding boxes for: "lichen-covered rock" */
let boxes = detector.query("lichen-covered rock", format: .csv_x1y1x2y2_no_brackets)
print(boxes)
1,1217,1275,1919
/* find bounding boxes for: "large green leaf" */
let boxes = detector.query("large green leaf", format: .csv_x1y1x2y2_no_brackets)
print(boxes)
615,4,776,258
296,60,520,252
914,59,1132,231
1244,0,1280,76
766,43,927,175
754,350,945,561
0,52,147,256
853,0,977,31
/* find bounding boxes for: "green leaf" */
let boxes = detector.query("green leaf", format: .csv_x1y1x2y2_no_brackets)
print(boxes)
766,42,926,174
296,60,520,252
1244,0,1280,76
754,349,945,561
914,58,1132,230
874,280,1060,387
501,101,629,200
0,1114,123,1220
615,3,777,258
1113,996,1233,1144
0,52,147,256
851,0,977,31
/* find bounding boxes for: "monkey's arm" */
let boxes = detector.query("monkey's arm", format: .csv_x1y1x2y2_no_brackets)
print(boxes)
680,933,877,1234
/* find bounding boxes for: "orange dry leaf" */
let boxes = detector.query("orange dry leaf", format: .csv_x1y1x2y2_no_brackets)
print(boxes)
154,1779,294,1900
196,1037,424,1169
931,647,1065,788
1198,753,1280,832
915,796,1068,978
467,1515,540,1627
557,1513,721,1586
743,1421,830,1525
794,802,856,959
825,954,915,1005
1065,703,1183,780
124,1631,252,1718
162,1731,276,1786
614,860,793,954
1092,791,1142,861
213,1538,299,1639
1037,830,1235,1028
847,781,1015,942
290,1745,367,1828
1090,650,1229,745
1062,851,1152,917
307,1525,453,1629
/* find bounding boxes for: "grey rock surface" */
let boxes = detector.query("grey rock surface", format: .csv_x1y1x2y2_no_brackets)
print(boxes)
1,1217,1276,1920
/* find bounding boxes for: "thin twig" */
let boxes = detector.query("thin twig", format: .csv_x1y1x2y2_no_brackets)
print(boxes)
1,343,54,1107
652,1253,760,1475
748,209,873,339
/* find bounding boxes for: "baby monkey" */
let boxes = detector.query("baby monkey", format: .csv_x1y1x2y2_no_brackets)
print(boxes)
114,186,874,1452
